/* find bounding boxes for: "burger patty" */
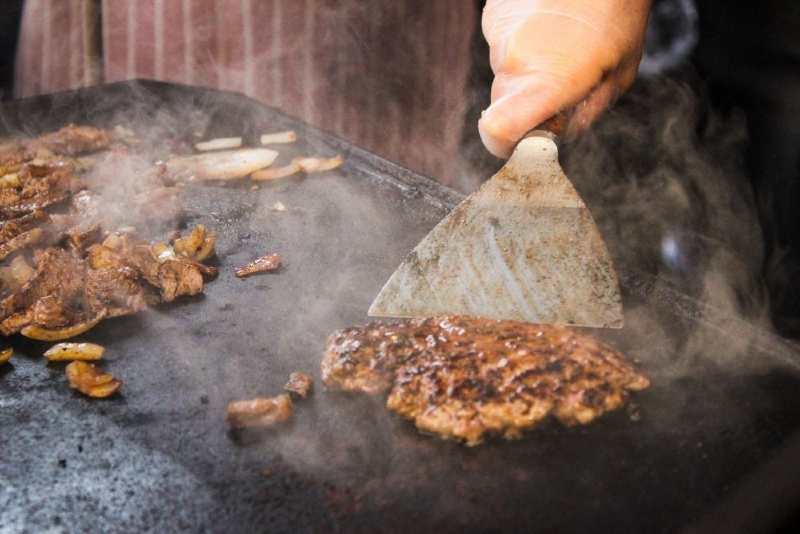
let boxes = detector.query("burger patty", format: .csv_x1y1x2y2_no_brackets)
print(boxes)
322,316,649,445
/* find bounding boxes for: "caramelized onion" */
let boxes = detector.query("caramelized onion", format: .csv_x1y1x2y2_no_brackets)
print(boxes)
21,310,107,341
45,342,105,361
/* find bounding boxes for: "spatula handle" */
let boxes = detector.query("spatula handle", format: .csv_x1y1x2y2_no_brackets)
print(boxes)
524,111,570,142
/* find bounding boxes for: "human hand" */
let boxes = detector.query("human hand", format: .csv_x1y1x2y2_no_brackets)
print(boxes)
479,0,652,158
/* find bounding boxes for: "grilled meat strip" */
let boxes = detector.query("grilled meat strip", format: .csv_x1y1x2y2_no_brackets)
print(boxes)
322,316,649,446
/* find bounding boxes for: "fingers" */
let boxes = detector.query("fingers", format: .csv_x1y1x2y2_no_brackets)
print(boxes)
480,61,640,158
479,59,604,158
479,0,652,158
482,0,537,73
564,77,621,139
479,73,563,159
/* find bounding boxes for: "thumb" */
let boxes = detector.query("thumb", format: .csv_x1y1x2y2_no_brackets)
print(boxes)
478,72,567,159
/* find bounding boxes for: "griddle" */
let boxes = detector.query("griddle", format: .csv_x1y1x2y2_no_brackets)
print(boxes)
1,80,799,533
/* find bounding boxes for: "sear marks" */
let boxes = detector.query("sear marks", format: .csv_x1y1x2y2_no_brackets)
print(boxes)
322,316,650,446
235,253,282,278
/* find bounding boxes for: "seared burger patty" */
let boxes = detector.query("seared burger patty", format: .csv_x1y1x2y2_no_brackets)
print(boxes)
322,316,649,446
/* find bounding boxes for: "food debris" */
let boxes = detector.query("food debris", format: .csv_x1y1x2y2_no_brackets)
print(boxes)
226,394,293,428
284,372,313,399
65,361,121,398
194,137,243,152
0,347,12,365
45,342,105,361
260,131,297,145
271,201,287,212
235,253,282,278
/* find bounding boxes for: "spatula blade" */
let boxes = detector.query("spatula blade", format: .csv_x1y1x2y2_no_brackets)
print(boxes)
369,135,623,328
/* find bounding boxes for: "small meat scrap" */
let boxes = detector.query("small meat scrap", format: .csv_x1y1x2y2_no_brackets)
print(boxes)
0,347,12,364
284,372,313,399
65,361,121,398
226,394,293,428
235,253,282,278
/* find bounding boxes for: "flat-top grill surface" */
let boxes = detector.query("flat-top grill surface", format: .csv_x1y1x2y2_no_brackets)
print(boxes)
1,81,799,533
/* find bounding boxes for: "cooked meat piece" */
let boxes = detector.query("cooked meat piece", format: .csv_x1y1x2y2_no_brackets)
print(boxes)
85,266,150,317
159,260,205,300
0,309,33,335
131,246,203,302
0,228,43,261
235,253,282,278
35,125,111,156
0,164,76,218
0,127,219,344
0,141,28,174
65,223,102,252
31,294,71,328
0,248,86,330
284,372,313,399
322,316,650,446
1,194,69,219
0,210,48,243
0,255,35,291
226,394,293,428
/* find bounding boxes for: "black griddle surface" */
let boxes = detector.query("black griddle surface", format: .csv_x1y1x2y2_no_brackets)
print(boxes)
1,81,799,533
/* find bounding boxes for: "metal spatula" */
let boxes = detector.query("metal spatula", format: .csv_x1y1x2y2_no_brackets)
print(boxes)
369,118,623,328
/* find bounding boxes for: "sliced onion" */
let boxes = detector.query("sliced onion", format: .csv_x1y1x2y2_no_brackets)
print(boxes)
166,148,278,181
260,131,297,145
0,173,21,189
45,342,105,361
251,162,301,181
21,310,107,341
195,137,243,152
295,155,344,173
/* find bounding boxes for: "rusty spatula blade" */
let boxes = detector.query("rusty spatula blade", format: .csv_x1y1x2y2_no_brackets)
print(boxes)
368,132,623,328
